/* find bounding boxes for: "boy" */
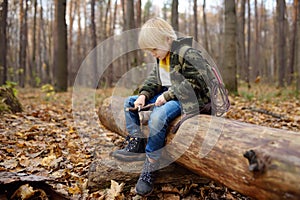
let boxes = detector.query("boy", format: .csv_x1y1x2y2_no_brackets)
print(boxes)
112,17,212,196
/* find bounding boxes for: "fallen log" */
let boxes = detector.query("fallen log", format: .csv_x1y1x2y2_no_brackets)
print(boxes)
87,126,210,193
0,172,69,200
98,96,300,200
87,157,210,193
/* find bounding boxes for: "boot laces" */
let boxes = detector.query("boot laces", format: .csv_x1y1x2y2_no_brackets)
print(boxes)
124,135,141,152
140,159,159,185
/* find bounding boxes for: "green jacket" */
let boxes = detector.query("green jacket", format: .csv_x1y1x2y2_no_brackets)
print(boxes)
139,37,211,114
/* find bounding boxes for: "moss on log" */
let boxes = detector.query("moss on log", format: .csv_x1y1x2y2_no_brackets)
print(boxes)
0,87,22,114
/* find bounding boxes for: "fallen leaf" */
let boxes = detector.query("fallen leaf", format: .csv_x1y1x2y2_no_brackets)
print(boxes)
106,180,125,200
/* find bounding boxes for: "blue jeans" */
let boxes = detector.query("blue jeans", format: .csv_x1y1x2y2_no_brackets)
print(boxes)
124,92,182,160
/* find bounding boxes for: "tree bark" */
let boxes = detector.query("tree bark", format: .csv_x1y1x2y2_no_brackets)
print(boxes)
202,0,209,53
193,0,198,42
277,0,286,87
0,0,8,85
0,172,68,200
53,0,68,92
288,0,298,85
19,0,28,88
171,0,179,32
29,0,37,87
223,0,238,93
254,0,260,79
0,87,22,113
87,144,210,192
296,0,300,91
237,0,246,82
98,96,300,200
246,0,251,88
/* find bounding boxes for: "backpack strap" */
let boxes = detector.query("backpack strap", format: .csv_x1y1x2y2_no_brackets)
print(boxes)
178,45,191,66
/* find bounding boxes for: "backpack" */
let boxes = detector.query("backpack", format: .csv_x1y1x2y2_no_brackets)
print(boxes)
178,45,230,117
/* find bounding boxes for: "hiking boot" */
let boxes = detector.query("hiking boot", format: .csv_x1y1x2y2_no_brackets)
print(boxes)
111,134,146,161
135,158,159,196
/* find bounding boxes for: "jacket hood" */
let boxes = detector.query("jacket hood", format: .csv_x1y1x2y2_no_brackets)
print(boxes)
170,37,193,52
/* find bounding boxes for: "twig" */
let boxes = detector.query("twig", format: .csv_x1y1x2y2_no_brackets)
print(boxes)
241,106,285,119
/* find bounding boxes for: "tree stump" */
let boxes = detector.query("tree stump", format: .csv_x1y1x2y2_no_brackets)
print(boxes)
0,87,22,114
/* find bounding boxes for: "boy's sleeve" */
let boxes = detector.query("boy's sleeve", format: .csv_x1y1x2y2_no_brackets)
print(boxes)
139,65,161,101
167,48,210,108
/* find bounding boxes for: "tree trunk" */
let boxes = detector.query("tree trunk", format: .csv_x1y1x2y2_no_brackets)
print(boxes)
223,0,237,94
193,0,198,42
53,0,68,92
136,0,142,28
90,0,98,88
246,0,251,88
0,0,8,85
202,0,209,53
254,0,260,79
296,0,300,91
29,0,37,87
67,0,76,86
277,0,286,87
171,0,179,32
289,0,298,85
19,0,28,88
98,96,300,200
237,0,246,82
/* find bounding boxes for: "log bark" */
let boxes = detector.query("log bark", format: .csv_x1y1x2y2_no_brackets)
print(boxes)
87,119,210,192
98,96,300,200
88,156,209,193
0,172,68,200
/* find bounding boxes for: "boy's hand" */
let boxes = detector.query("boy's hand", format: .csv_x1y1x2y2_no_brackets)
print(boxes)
155,95,166,106
134,95,146,108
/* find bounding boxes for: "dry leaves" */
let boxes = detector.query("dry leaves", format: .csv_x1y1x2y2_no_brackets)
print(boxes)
0,86,299,199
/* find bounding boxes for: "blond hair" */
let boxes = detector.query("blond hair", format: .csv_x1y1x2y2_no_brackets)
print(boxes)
138,17,177,50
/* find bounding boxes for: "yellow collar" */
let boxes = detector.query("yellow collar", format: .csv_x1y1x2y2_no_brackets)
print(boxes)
159,52,170,72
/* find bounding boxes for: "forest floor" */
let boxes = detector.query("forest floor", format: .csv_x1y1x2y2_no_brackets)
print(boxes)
0,83,299,200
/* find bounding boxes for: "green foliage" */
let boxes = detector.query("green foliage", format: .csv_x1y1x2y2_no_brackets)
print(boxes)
239,90,254,101
0,101,10,113
3,81,18,96
41,84,56,101
35,76,41,87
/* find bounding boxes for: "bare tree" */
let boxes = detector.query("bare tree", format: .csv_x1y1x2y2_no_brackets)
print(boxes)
203,0,209,52
254,0,260,79
277,0,286,87
171,0,179,31
193,0,198,41
136,0,142,28
53,0,68,91
19,0,28,87
295,0,300,90
29,0,38,87
223,0,238,93
91,0,98,86
0,0,8,85
246,0,251,88
288,0,298,85
67,0,76,86
104,0,111,38
237,0,246,82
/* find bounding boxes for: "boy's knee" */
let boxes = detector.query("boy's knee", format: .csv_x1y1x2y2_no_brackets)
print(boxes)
149,112,165,131
124,96,136,108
